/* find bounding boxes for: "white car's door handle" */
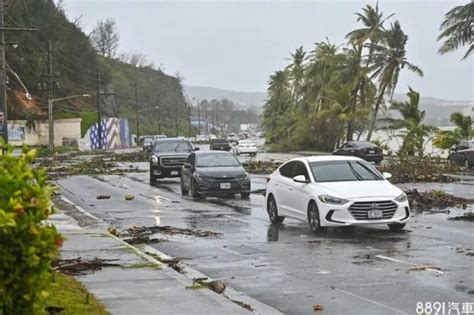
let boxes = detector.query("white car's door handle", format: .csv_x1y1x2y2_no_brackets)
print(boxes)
288,187,294,191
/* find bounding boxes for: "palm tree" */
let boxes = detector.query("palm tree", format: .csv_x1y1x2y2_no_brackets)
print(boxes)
389,88,435,157
262,70,292,145
285,46,306,106
438,1,474,60
433,112,473,149
345,3,394,140
366,21,423,141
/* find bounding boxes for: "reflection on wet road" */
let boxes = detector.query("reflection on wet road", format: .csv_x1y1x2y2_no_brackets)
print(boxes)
58,171,474,315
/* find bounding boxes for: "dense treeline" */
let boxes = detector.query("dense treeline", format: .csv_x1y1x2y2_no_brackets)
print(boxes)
5,0,188,136
263,1,473,153
262,4,425,152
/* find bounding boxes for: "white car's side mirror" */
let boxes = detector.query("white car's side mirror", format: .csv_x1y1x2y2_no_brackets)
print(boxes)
383,172,392,179
293,175,309,183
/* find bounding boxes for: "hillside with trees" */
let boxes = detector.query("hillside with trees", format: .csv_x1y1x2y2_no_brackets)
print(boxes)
5,0,188,136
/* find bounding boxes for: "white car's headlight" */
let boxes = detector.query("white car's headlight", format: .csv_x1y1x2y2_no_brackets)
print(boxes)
318,195,349,205
395,193,408,203
151,155,159,164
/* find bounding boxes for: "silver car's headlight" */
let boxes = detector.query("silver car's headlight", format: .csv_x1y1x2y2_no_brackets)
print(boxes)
236,173,250,180
318,195,349,205
395,193,408,203
195,173,211,182
151,155,159,164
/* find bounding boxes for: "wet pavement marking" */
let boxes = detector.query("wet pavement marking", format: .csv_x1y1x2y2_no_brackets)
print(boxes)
335,288,407,314
224,215,251,224
60,195,102,221
375,255,445,275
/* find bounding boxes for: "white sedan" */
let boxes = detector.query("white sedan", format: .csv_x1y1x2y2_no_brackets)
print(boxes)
265,156,410,233
232,140,258,156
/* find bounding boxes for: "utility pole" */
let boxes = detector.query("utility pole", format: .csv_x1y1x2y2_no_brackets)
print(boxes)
174,99,178,137
96,64,103,149
0,0,37,150
187,103,191,137
197,102,201,135
157,94,161,135
135,82,139,144
47,41,54,150
0,0,6,147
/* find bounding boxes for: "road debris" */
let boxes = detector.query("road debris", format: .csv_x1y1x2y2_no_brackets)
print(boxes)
122,225,222,238
313,304,324,311
96,195,111,200
407,264,443,273
246,160,281,174
231,300,253,311
405,189,473,211
125,194,135,201
53,258,121,275
207,280,226,294
378,158,460,183
448,211,474,222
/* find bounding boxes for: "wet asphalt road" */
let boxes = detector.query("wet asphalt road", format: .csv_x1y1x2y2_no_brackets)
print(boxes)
57,162,474,315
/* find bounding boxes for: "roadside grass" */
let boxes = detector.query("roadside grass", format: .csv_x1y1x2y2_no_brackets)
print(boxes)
47,272,109,315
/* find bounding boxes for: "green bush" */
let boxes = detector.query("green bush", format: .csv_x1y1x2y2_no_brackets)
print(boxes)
0,143,63,314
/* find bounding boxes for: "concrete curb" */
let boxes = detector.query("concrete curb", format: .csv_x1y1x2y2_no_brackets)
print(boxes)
61,194,283,315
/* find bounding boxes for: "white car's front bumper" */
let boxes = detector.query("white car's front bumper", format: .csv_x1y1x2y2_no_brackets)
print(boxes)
318,199,410,227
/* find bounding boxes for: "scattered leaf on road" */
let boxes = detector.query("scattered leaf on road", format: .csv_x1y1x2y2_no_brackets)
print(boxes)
313,304,324,311
125,195,135,201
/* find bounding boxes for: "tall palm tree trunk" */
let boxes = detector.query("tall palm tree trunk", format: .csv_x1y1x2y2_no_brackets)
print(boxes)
366,80,388,141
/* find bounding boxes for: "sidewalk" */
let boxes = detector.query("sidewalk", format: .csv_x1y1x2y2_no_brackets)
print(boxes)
49,211,251,315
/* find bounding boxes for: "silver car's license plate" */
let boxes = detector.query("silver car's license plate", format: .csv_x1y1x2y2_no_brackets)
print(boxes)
369,150,375,154
368,210,383,219
220,183,231,189
171,171,179,175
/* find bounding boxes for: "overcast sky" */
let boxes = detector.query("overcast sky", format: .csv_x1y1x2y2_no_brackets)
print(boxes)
63,0,473,101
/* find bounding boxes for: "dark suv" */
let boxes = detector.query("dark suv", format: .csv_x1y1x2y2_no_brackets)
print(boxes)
448,140,474,168
150,138,197,184
333,141,384,164
210,138,231,151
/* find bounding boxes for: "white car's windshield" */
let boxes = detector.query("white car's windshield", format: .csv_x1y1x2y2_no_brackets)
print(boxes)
310,160,383,182
196,153,241,167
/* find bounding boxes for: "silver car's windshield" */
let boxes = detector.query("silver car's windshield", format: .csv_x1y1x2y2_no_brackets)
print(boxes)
196,153,241,167
310,160,384,182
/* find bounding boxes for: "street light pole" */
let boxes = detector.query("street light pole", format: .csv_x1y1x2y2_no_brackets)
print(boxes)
47,41,54,151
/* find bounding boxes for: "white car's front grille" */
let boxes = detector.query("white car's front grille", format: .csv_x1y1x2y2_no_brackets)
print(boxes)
348,200,397,220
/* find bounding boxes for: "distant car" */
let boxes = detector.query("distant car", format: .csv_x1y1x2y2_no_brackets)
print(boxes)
333,141,383,164
142,138,154,152
196,134,207,143
209,134,217,140
149,138,198,184
227,133,239,144
153,134,167,141
210,138,231,151
180,151,251,199
265,156,410,234
448,140,474,168
232,139,258,156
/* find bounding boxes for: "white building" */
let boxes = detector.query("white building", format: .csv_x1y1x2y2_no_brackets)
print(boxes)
463,105,474,119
